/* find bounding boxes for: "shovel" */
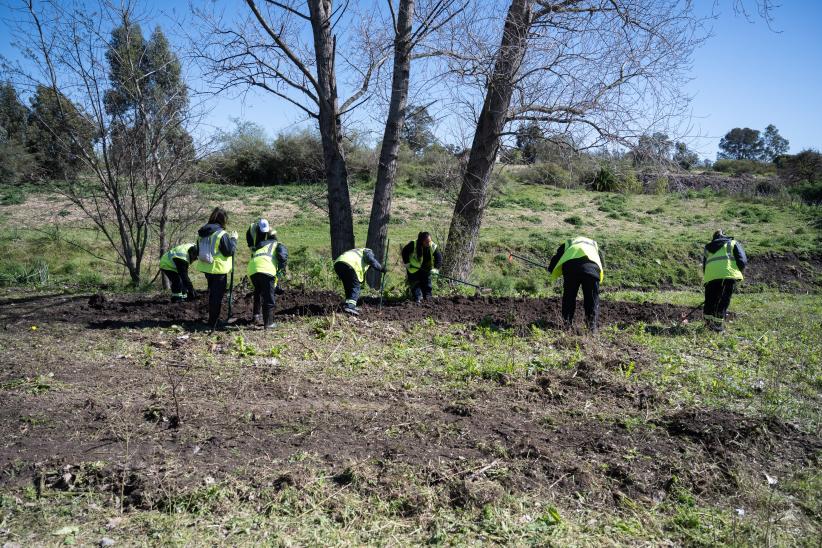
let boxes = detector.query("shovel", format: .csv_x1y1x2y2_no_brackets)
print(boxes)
433,272,492,296
507,251,549,270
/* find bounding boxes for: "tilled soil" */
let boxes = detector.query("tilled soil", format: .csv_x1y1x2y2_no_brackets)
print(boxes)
1,289,694,332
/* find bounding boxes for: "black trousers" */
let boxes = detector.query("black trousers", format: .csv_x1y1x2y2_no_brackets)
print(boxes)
162,269,185,297
562,273,600,329
334,262,361,307
704,279,735,323
251,273,276,317
204,273,227,326
407,269,433,300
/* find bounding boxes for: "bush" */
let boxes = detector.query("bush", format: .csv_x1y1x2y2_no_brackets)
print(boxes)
653,176,669,195
403,144,463,190
790,180,822,205
777,149,822,185
712,159,775,176
515,162,572,187
591,166,641,193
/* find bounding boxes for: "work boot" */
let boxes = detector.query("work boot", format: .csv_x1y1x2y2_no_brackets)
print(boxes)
343,305,360,316
262,310,276,329
171,295,184,303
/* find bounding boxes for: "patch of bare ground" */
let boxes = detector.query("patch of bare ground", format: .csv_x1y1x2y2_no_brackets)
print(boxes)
0,313,817,515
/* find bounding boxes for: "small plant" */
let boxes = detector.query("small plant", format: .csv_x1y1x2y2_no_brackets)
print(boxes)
563,215,583,226
233,334,257,357
653,176,669,194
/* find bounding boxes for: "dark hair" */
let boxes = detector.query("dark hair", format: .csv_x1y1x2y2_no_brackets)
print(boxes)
712,229,724,240
187,245,198,262
416,231,431,258
208,207,228,228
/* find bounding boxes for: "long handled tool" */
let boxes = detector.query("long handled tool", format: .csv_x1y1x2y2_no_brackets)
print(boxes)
433,272,491,294
226,256,235,322
507,251,549,269
379,237,390,309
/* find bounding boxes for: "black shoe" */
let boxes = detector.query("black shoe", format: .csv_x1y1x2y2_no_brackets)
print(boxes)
171,295,184,303
343,306,360,316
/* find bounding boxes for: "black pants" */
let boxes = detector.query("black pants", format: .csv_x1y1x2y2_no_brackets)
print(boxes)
562,273,600,330
334,262,361,308
704,279,735,324
251,273,276,319
162,269,185,297
204,273,227,326
407,269,433,301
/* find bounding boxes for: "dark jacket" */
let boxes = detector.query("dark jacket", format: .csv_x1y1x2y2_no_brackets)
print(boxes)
253,237,289,272
702,235,747,272
246,225,270,251
198,223,236,258
402,241,443,271
547,242,604,280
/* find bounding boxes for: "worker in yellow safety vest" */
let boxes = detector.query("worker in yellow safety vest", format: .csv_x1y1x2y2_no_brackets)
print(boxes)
159,243,198,302
247,218,288,329
194,207,237,329
547,236,604,332
333,248,386,315
402,231,443,303
702,229,747,332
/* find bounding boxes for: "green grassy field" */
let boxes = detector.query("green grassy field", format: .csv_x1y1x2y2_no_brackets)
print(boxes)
0,180,819,294
0,181,819,546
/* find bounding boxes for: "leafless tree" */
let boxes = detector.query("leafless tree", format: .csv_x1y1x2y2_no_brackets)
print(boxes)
194,0,387,259
439,0,773,278
363,0,465,286
3,0,204,286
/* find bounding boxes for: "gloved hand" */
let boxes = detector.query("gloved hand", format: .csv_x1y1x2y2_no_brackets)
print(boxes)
229,231,238,240
431,268,440,275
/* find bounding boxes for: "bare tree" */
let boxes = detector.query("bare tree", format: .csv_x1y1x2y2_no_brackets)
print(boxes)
2,1,204,286
194,0,386,259
439,0,774,278
363,0,465,287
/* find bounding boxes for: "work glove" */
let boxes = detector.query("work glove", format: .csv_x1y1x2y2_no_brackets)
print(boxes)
229,231,238,240
431,268,440,276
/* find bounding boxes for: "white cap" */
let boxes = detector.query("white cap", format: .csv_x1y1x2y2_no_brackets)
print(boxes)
258,218,270,233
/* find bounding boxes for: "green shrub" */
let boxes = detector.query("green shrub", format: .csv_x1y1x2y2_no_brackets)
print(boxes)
515,162,572,187
0,259,50,286
653,176,669,195
0,186,25,205
790,180,822,205
712,159,775,176
592,166,641,193
564,215,583,226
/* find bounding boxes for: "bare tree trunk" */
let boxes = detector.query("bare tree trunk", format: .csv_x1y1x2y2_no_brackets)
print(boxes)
365,0,415,287
159,196,170,289
442,0,532,279
309,0,355,260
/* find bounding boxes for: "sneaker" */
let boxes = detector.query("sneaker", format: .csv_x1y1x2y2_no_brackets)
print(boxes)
343,306,360,316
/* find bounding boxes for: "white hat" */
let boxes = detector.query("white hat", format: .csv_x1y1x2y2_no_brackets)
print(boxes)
258,218,270,233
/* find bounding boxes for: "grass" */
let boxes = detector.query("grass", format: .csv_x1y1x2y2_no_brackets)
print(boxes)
0,178,819,546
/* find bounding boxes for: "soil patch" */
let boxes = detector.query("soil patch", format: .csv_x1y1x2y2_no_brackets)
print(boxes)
743,252,822,292
0,290,692,332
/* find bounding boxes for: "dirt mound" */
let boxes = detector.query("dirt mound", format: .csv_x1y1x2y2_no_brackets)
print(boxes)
743,252,821,292
1,290,692,331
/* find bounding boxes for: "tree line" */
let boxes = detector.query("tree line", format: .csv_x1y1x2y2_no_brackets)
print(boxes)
0,0,792,286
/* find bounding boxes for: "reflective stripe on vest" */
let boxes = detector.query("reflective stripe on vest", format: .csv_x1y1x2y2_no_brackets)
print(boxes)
159,243,193,273
550,237,603,282
195,230,233,275
407,241,438,273
335,248,368,283
703,240,743,284
247,241,279,278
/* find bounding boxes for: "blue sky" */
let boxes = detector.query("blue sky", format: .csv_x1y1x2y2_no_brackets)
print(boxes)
1,0,820,159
